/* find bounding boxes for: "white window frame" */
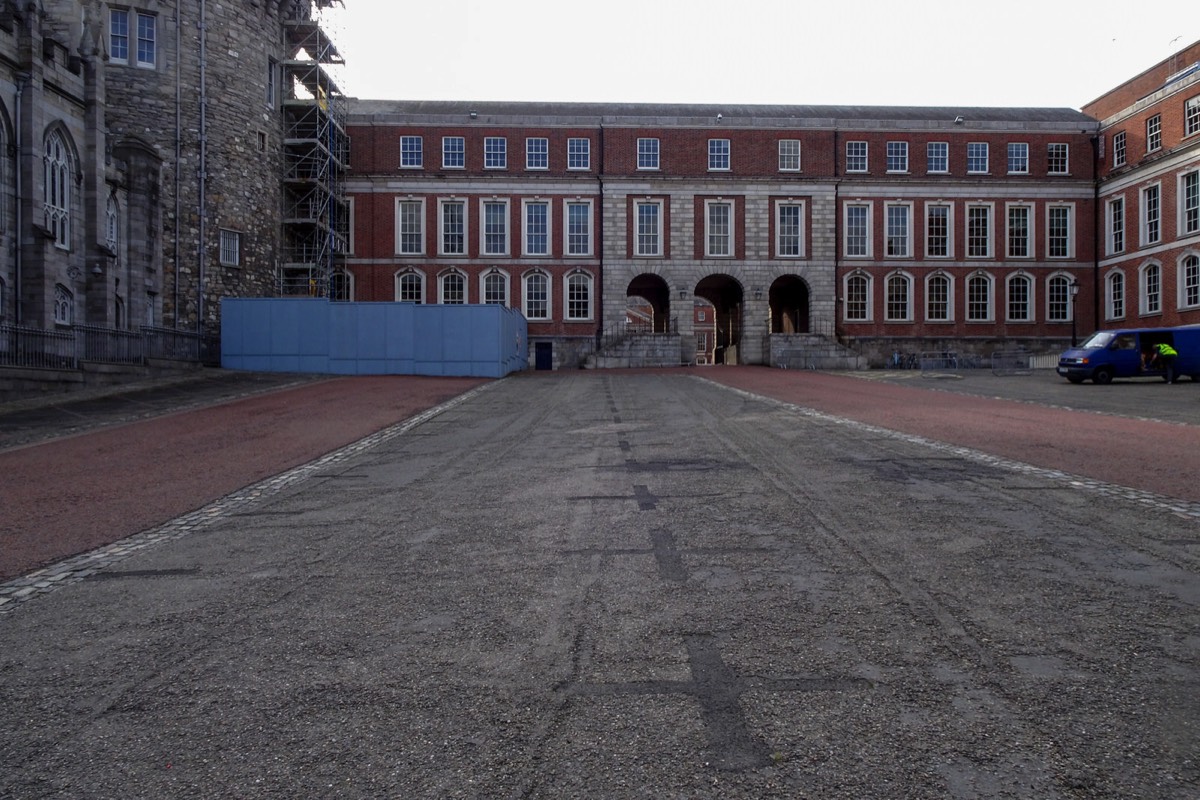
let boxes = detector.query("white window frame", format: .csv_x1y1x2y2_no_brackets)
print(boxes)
1047,143,1069,175
526,137,549,170
778,140,801,172
925,203,953,258
1007,142,1029,174
635,200,663,257
395,197,425,255
395,268,426,303
705,199,734,257
1046,204,1074,259
966,203,993,258
925,271,954,322
1006,272,1034,322
1106,269,1125,320
400,135,423,169
637,138,660,170
1006,203,1033,259
844,202,872,258
1113,131,1126,167
845,141,867,173
1108,196,1125,255
484,136,507,169
1180,253,1200,310
480,198,510,257
884,271,913,322
1147,114,1162,153
522,270,551,320
886,141,908,173
442,136,465,169
567,138,590,170
564,270,594,321
1139,261,1162,316
708,139,730,171
438,198,468,256
1046,273,1072,323
329,271,354,302
1187,96,1200,137
438,270,467,304
134,11,156,67
775,200,805,258
522,199,551,256
966,271,994,322
480,268,510,306
564,200,593,257
967,142,989,174
926,141,949,173
884,202,912,258
1179,170,1199,236
109,9,130,63
843,272,872,322
1141,183,1161,246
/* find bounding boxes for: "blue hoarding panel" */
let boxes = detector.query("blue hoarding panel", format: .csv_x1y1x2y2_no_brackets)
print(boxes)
221,299,527,378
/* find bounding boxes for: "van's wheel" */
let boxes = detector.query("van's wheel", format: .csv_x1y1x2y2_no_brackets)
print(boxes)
1093,367,1114,385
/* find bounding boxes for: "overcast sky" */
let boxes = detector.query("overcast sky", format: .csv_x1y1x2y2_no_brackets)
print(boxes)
326,1,1194,110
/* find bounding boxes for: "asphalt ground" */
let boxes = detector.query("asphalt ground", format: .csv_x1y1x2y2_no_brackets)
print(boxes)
0,367,1198,798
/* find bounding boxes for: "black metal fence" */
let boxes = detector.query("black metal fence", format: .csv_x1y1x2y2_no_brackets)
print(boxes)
0,324,220,370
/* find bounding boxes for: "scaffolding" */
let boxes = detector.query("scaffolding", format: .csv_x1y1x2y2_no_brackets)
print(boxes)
280,3,349,298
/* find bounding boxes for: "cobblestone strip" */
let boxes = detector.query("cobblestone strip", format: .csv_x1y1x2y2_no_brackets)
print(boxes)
0,383,496,617
710,379,1200,523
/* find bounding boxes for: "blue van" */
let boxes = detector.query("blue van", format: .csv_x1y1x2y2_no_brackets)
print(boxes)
1057,326,1200,384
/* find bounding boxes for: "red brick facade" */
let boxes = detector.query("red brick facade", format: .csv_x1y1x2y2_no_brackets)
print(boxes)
344,43,1200,366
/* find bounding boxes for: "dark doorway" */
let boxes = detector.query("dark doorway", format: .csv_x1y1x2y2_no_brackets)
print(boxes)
627,273,673,332
535,342,553,370
769,276,810,333
694,274,744,364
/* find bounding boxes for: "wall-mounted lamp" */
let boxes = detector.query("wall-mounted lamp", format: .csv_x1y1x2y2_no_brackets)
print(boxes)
90,264,103,276
716,113,723,121
678,289,688,300
753,287,762,300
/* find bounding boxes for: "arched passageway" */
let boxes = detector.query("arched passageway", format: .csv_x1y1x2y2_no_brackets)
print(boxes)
627,273,673,332
693,274,744,364
769,276,810,333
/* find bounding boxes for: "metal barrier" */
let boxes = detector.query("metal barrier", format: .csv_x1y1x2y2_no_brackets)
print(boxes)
75,324,145,365
991,350,1035,376
919,351,984,374
0,323,219,370
0,324,78,369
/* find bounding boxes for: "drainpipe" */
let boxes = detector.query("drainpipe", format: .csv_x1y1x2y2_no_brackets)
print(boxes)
597,120,605,348
173,4,181,327
13,72,29,325
196,0,208,333
1090,134,1101,335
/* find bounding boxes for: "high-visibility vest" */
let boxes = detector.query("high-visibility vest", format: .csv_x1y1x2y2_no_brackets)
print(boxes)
1156,343,1178,357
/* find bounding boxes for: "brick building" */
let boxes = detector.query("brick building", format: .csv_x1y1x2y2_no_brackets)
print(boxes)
344,102,1104,367
1085,40,1200,332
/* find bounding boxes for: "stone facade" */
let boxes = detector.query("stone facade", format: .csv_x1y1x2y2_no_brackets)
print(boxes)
0,0,344,337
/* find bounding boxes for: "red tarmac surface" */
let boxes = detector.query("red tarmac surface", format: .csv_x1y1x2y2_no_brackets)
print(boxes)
2,367,1197,582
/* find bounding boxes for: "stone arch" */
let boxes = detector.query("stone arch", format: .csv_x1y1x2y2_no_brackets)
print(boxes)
693,273,744,364
768,275,810,333
626,272,672,332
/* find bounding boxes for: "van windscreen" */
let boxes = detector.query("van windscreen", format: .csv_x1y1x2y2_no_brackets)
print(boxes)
1079,331,1114,349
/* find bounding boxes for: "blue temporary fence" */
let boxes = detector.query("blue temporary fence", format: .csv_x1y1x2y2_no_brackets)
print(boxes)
220,298,528,378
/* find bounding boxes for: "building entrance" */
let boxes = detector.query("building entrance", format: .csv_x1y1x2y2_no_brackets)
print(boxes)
694,275,744,365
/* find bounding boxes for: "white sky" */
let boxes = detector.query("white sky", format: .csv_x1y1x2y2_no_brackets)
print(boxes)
327,1,1195,110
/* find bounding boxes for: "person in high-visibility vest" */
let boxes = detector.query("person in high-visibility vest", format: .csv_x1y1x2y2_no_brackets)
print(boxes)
1147,341,1179,382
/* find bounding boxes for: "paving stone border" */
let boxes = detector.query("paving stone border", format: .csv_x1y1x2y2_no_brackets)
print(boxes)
0,383,496,616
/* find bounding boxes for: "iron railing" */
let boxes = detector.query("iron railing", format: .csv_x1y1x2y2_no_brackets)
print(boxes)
0,323,219,370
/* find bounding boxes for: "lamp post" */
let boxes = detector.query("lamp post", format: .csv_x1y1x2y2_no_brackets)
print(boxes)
1070,280,1080,346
